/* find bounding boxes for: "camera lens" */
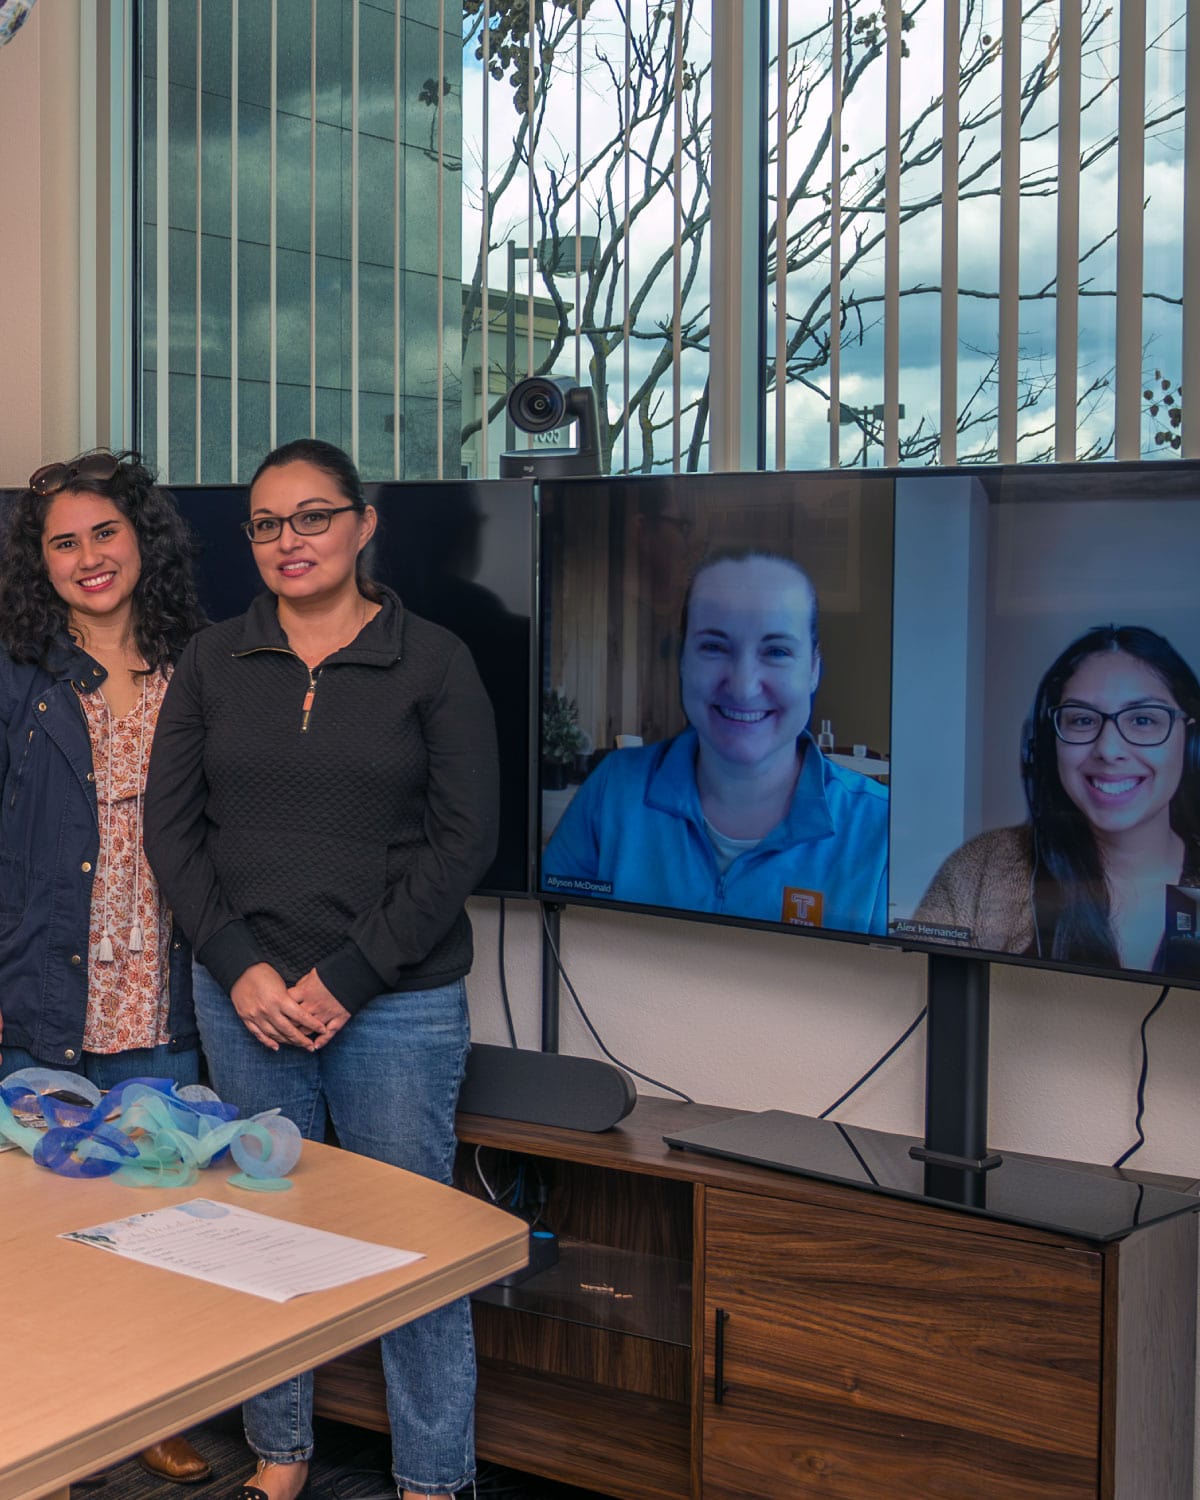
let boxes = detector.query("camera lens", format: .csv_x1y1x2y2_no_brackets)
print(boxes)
509,377,567,434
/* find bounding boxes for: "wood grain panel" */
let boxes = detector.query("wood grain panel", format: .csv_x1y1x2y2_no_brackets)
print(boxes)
702,1187,1102,1500
701,1397,1095,1500
475,1361,690,1500
1104,1213,1197,1500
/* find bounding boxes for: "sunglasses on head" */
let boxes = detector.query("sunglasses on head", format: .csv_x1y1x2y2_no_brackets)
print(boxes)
29,452,122,499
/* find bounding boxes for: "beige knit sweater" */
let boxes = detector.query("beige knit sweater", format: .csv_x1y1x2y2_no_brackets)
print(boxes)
912,825,1036,954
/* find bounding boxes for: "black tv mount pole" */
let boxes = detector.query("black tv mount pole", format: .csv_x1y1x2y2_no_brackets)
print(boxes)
910,952,1003,1205
540,900,562,1052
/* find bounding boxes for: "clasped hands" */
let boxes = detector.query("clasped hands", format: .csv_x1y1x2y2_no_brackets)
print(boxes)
229,963,351,1051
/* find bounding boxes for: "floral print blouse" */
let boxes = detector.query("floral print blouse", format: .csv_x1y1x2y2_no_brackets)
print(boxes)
77,671,172,1054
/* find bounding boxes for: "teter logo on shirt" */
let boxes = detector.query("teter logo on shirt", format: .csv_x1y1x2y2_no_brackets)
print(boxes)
782,888,823,926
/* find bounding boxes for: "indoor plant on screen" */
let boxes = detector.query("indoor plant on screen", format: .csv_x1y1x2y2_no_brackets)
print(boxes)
542,689,585,790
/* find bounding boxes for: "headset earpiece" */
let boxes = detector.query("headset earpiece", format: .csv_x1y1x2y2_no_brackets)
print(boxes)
1185,717,1200,778
1020,709,1039,815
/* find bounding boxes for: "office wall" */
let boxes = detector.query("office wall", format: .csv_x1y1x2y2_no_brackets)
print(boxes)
0,2,80,484
4,13,1198,1489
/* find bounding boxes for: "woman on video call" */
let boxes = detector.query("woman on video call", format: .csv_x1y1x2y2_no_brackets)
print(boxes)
543,549,889,933
915,624,1200,971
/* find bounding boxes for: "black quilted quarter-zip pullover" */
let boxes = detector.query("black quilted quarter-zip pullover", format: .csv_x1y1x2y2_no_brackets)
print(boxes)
144,586,499,1012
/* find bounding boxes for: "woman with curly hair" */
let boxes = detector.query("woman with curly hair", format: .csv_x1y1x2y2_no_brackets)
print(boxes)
0,450,211,1484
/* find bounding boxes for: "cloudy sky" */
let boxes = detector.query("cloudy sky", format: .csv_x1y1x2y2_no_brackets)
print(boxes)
459,0,1186,473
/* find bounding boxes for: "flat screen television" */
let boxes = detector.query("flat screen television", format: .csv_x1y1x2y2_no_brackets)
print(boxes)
535,464,1200,1223
537,464,1200,991
172,477,536,898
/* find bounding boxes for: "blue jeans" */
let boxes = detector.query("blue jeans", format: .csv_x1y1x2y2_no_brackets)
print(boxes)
0,1042,199,1089
192,965,475,1496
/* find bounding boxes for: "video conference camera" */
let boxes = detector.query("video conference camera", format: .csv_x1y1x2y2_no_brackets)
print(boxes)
500,376,603,479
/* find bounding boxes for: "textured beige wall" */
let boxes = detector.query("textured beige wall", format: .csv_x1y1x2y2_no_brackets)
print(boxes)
0,0,80,485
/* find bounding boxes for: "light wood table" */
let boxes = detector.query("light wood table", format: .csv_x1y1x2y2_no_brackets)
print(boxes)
0,1140,527,1500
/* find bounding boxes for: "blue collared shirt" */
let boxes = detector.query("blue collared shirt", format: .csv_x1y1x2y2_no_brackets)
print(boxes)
542,727,889,933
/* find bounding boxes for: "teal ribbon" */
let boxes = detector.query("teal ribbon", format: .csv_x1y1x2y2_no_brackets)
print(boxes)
0,1072,301,1187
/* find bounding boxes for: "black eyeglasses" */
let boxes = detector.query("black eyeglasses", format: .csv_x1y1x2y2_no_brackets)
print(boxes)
29,453,121,498
1051,702,1194,748
241,506,359,544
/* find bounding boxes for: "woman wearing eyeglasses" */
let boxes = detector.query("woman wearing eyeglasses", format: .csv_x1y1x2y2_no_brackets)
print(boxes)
914,624,1200,973
0,450,213,1483
144,437,499,1500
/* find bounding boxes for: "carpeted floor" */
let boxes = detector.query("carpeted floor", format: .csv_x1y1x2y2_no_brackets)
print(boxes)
81,1413,616,1500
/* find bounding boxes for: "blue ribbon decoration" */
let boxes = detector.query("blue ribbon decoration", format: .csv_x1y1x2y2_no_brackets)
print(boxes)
0,1072,302,1187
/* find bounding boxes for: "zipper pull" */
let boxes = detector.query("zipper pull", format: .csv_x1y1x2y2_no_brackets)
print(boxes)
300,669,319,731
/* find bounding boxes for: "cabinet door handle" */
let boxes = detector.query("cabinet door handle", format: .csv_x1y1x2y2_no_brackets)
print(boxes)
713,1308,730,1404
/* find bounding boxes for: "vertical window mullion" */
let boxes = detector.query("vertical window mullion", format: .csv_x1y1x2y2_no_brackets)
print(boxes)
1054,0,1082,462
230,0,238,480
80,1,98,449
997,0,1021,463
118,0,136,446
195,0,203,482
437,0,446,479
672,1,684,471
574,6,583,385
269,0,278,451
156,0,169,479
774,0,788,470
351,0,360,466
1115,0,1147,460
882,0,901,466
402,0,411,474
622,13,632,474
829,0,844,466
310,0,317,438
939,0,960,465
1184,0,1200,457
479,0,491,476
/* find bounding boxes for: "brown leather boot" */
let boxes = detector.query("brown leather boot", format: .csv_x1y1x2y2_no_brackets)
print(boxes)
136,1436,213,1484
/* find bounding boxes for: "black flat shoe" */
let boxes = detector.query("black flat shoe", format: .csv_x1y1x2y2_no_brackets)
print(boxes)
232,1486,310,1500
232,1464,311,1500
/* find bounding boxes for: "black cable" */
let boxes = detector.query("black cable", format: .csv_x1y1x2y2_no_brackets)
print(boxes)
1111,984,1170,1169
496,897,519,1049
818,1006,928,1120
540,905,694,1103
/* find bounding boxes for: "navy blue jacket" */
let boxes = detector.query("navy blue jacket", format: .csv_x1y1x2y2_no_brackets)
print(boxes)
0,639,196,1065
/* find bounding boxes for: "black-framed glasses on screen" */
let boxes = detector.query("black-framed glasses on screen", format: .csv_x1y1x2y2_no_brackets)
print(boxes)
1051,703,1194,748
29,453,122,498
241,506,359,544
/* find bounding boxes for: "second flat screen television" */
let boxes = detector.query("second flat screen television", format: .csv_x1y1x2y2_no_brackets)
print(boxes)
176,477,535,898
536,465,1200,993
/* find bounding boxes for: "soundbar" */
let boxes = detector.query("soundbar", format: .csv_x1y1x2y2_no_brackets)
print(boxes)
459,1044,636,1132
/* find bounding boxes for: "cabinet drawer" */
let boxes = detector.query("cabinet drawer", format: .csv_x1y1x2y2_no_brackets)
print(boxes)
701,1187,1102,1500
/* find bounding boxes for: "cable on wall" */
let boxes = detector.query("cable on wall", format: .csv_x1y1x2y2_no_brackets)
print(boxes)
1111,983,1170,1169
539,905,693,1104
818,1006,928,1120
495,897,519,1050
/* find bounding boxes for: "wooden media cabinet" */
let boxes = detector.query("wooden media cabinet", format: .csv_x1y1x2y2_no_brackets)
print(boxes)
313,1096,1198,1500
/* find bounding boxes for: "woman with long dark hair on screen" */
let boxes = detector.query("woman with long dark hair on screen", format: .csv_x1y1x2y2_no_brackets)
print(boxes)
915,624,1200,972
144,437,498,1500
0,450,212,1484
